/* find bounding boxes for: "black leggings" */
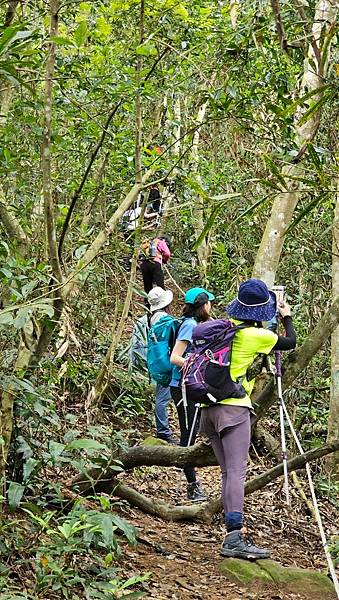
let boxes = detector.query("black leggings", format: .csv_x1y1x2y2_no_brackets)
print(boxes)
170,386,200,484
140,260,164,293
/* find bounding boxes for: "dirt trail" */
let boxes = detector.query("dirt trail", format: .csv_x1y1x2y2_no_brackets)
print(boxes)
115,460,338,600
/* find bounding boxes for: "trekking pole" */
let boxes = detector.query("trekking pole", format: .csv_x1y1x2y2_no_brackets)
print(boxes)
181,382,189,430
280,397,339,598
275,349,290,506
187,403,200,447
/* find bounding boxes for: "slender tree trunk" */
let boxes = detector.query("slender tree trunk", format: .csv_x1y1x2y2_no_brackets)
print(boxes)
80,152,110,230
326,191,339,476
254,293,339,420
4,0,20,27
230,0,239,28
191,102,209,282
160,95,181,230
84,0,146,414
135,0,144,187
42,0,63,287
0,318,40,488
253,0,338,286
0,190,27,252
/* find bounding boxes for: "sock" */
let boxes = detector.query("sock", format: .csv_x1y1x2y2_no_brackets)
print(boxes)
225,511,243,532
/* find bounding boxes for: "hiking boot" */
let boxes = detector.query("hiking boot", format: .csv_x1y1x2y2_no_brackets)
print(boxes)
187,481,208,503
156,434,179,445
221,530,270,560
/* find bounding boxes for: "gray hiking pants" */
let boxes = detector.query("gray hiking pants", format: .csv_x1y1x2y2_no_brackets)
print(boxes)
200,406,250,517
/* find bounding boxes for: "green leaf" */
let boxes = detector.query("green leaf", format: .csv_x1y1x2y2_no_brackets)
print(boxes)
282,85,330,117
74,21,88,48
75,244,88,259
0,267,13,278
34,302,54,318
0,27,33,56
191,193,242,250
262,154,286,188
136,42,157,56
13,308,30,330
23,458,39,482
66,438,107,451
100,514,114,546
111,515,136,546
3,148,11,161
50,35,75,46
284,196,326,234
297,91,334,126
96,16,112,38
8,481,25,511
0,312,14,325
21,280,38,298
49,441,66,464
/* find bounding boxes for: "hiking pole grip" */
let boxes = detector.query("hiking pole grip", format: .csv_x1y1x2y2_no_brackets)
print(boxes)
275,348,282,379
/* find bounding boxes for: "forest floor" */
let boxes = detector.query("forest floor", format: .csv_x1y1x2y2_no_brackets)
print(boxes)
109,408,339,600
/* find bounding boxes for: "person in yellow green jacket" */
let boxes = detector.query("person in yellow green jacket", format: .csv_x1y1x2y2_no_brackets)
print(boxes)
199,279,296,560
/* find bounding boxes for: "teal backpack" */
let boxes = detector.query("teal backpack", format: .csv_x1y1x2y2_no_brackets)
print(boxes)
147,315,183,386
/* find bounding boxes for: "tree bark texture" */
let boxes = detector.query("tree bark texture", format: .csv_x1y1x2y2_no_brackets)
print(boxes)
42,0,63,286
252,0,338,286
254,293,339,420
191,102,209,281
327,193,339,475
0,319,40,485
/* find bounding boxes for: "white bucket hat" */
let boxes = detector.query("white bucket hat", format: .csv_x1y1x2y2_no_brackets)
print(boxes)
147,287,173,311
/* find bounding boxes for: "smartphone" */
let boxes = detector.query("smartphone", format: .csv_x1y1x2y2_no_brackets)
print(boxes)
271,285,285,305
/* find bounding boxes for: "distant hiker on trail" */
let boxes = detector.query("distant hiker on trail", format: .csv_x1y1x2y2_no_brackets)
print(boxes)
148,286,178,444
126,202,159,233
170,287,215,503
148,185,162,214
199,279,296,560
139,235,171,294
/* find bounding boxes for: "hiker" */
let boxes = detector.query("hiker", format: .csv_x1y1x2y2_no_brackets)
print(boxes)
199,278,296,559
140,235,171,294
126,202,158,232
170,287,215,502
148,286,177,444
148,185,161,214
128,313,149,372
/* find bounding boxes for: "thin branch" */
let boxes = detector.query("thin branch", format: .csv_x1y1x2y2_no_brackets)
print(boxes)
57,100,122,264
270,0,288,53
3,0,19,27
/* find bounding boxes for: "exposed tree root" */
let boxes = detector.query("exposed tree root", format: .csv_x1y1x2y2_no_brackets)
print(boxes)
71,439,339,522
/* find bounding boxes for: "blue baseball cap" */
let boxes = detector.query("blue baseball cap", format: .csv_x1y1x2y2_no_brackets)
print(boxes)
184,287,215,306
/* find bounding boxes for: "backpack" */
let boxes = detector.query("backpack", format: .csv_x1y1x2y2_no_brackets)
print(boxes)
128,314,149,372
139,238,158,261
147,315,183,386
181,319,248,406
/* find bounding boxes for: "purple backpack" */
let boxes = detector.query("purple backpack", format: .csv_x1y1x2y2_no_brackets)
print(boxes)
181,319,248,406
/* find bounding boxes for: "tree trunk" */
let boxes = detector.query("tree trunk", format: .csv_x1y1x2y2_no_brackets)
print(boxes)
326,196,339,476
160,95,181,229
0,318,40,487
253,0,338,286
191,102,210,282
254,293,339,420
42,0,63,287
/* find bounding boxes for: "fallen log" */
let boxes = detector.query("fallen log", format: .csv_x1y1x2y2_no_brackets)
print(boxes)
71,439,339,522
